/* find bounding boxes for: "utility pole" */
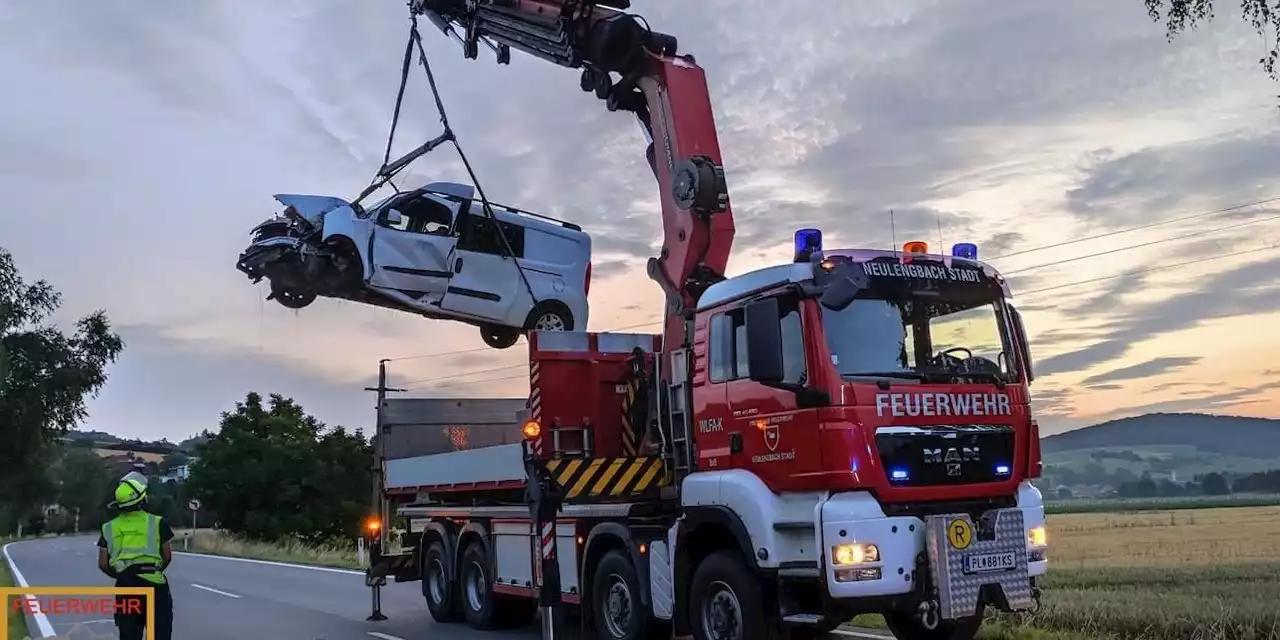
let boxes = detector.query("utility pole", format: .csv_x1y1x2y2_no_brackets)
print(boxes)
363,358,405,622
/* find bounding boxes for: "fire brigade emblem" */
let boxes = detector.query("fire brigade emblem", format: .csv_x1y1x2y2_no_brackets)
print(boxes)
763,423,780,452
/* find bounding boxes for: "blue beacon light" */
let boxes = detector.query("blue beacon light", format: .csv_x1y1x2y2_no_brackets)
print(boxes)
890,468,910,482
951,242,978,260
794,228,823,263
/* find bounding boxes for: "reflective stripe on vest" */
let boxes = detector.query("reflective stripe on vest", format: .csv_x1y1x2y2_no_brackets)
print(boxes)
103,512,164,575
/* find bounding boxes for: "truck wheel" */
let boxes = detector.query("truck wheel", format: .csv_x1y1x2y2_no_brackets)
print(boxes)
592,550,645,640
883,607,984,640
690,551,771,640
422,540,461,622
459,543,499,629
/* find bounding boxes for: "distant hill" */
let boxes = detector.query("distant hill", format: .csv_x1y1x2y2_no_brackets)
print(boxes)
1044,413,1280,458
63,428,206,455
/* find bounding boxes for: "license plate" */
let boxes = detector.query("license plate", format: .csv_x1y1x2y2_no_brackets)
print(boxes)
963,551,1016,574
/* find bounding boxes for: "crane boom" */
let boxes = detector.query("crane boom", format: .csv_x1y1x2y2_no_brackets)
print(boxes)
411,0,736,349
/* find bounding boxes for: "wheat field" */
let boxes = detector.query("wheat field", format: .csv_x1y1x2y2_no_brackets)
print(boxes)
992,506,1280,639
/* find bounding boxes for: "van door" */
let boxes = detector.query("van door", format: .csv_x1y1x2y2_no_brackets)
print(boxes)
368,193,458,302
439,210,522,324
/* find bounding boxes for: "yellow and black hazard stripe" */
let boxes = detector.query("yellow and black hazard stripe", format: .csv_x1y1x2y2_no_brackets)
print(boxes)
620,380,640,456
543,456,667,501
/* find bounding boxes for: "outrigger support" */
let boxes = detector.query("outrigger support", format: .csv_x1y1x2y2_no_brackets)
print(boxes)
524,439,566,640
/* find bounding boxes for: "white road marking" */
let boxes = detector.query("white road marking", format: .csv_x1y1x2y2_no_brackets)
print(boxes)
367,632,406,640
190,583,243,598
173,551,363,575
2,541,59,638
831,629,890,639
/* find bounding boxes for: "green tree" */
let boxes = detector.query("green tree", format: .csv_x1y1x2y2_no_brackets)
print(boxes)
53,447,115,531
160,452,190,473
1200,471,1231,495
1143,0,1280,79
187,392,372,543
0,248,124,531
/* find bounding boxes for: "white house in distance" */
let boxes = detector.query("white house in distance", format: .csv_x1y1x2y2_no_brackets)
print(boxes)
161,459,196,483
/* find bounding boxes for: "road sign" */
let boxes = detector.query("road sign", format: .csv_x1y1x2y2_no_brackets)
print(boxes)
188,499,201,511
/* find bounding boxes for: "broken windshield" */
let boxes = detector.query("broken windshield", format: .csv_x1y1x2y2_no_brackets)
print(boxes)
818,261,1020,383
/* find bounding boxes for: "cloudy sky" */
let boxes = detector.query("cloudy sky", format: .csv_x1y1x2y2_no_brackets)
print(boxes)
3,0,1279,442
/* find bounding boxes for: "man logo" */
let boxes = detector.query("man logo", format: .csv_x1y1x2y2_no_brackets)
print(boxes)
924,446,980,476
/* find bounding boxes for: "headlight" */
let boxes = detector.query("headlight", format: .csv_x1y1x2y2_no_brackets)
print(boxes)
831,543,880,566
1027,526,1047,547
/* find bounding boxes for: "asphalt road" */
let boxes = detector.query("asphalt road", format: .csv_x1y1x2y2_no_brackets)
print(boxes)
4,535,886,640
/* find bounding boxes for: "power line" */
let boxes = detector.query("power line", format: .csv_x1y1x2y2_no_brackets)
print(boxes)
990,195,1280,261
1002,212,1280,276
385,319,660,363
1016,243,1279,297
401,362,525,388
406,245,1280,391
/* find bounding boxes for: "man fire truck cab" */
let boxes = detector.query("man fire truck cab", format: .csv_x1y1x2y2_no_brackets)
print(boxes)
366,231,1047,640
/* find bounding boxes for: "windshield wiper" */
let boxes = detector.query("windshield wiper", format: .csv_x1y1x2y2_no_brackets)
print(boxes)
840,371,926,380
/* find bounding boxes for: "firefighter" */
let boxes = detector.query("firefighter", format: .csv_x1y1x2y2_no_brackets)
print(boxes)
96,472,175,640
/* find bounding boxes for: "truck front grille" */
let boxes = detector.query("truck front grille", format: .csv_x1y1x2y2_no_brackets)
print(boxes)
875,425,1015,487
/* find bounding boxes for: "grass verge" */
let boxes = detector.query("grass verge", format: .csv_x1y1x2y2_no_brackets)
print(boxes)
2,557,30,640
179,529,362,570
1045,493,1280,514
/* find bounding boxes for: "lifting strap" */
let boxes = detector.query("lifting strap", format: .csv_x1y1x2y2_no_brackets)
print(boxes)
357,14,540,312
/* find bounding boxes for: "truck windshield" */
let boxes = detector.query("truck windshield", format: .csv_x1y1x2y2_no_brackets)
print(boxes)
819,277,1020,383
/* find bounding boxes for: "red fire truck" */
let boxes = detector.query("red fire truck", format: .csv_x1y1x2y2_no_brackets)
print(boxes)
363,3,1048,640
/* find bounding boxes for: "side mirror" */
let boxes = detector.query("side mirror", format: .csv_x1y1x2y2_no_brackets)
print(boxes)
820,262,870,311
1010,306,1034,383
744,298,784,385
385,208,404,227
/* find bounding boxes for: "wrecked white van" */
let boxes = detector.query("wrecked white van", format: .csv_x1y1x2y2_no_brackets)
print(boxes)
236,181,591,349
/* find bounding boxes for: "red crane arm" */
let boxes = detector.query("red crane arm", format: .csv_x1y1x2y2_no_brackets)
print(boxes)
412,0,736,348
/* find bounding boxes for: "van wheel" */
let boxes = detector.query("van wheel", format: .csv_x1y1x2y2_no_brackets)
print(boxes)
525,302,574,333
480,325,521,349
690,551,772,640
460,543,499,629
592,550,645,640
423,540,461,623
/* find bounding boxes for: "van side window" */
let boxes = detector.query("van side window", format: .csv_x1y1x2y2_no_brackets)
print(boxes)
707,296,806,384
380,194,453,235
457,211,526,258
708,314,733,383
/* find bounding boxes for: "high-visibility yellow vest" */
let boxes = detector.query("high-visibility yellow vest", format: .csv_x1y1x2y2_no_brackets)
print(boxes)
102,511,166,585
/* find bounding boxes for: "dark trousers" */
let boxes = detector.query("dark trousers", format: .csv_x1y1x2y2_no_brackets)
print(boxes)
114,571,173,640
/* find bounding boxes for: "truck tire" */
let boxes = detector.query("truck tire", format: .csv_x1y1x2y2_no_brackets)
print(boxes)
689,550,772,640
591,550,645,640
883,607,984,640
422,540,462,623
459,543,500,629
